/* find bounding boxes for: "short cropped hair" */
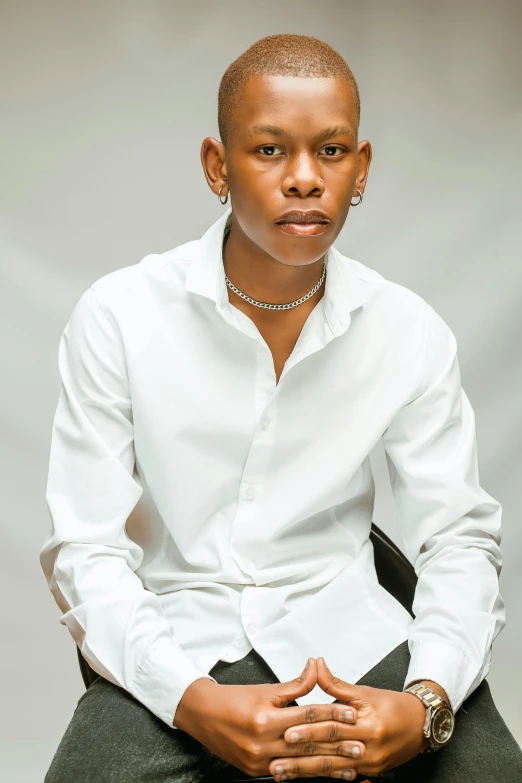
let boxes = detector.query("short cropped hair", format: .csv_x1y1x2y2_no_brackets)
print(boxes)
217,33,360,148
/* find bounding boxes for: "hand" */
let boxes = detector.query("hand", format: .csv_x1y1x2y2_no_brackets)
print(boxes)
173,658,361,779
268,657,429,781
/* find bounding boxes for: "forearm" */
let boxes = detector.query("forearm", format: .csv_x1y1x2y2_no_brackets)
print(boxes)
173,676,220,731
403,542,503,712
382,300,505,713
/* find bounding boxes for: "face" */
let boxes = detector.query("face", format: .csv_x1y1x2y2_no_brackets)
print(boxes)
201,74,371,268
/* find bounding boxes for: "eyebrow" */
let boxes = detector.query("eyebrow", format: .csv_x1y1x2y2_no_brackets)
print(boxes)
248,124,356,142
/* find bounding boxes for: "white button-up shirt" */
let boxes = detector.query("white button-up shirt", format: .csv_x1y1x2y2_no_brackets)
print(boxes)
40,206,505,729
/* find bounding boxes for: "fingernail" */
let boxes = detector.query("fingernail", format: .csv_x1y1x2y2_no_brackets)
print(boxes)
341,771,354,780
275,765,284,774
351,746,361,757
289,731,301,742
344,709,354,721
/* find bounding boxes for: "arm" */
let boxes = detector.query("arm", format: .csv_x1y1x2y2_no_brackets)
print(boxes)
39,286,217,729
268,308,506,780
381,301,505,713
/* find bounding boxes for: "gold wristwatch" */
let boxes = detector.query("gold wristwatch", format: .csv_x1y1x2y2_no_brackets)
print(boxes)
403,683,455,753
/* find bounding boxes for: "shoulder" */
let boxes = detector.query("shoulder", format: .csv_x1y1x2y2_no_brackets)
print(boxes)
346,253,454,341
335,251,458,392
84,237,199,321
352,256,427,316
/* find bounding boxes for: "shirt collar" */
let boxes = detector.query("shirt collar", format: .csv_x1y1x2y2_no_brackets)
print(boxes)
184,206,368,336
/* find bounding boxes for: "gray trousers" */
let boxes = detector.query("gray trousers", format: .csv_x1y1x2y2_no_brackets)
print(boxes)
44,640,522,782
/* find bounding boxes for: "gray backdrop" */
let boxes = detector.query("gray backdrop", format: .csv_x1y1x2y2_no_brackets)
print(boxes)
1,1,520,780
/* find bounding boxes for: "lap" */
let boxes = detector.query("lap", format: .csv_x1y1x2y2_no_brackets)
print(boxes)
44,674,228,783
337,641,522,783
228,642,522,783
44,642,522,783
374,675,522,782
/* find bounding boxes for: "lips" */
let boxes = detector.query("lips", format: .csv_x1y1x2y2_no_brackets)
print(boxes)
274,210,331,236
275,210,330,225
276,222,330,236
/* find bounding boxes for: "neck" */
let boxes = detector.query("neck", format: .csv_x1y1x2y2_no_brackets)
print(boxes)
222,220,326,308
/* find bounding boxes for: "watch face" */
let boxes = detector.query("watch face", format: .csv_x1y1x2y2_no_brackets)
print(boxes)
432,707,455,744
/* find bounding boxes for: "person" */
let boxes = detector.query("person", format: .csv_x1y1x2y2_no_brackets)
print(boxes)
40,33,522,783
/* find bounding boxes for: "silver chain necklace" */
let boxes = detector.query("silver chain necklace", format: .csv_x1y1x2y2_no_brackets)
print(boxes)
222,226,326,311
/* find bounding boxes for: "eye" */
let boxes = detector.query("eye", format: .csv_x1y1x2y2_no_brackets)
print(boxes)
321,145,345,156
258,145,283,156
256,144,346,157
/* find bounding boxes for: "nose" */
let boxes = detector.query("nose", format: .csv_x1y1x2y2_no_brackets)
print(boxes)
281,151,325,198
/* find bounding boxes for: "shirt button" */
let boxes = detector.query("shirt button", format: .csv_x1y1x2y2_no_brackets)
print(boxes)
246,487,257,501
261,416,270,430
247,623,256,634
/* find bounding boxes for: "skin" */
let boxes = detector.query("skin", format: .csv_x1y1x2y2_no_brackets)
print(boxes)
186,73,452,779
202,74,371,385
174,659,361,779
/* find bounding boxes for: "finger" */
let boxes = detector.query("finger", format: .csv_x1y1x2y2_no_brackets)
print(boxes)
271,702,358,737
270,658,319,708
316,658,363,704
274,734,366,762
283,717,372,745
270,754,359,781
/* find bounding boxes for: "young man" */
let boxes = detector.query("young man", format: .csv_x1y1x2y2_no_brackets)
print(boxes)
41,34,521,783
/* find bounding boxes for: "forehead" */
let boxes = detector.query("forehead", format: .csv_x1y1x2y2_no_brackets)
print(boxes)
237,74,357,139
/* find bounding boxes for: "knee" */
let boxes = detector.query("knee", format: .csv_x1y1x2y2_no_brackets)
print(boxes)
44,753,74,783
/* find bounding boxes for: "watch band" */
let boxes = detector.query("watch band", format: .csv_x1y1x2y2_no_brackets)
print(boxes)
404,683,453,753
405,682,447,710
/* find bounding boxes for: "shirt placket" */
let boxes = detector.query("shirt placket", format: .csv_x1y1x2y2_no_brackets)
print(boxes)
214,299,335,652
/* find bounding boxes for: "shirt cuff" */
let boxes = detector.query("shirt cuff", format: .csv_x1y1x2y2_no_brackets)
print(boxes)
402,641,472,714
130,634,218,729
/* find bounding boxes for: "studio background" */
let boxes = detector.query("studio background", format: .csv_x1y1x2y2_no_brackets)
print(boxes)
1,1,521,780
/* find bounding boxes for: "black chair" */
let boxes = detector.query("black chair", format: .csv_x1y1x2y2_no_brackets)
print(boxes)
370,522,417,618
76,522,417,690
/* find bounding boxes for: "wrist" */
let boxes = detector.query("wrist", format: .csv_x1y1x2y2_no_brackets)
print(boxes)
404,680,456,754
173,676,221,731
417,679,450,707
402,689,431,751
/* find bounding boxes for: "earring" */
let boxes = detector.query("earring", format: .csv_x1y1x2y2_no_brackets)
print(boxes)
351,188,363,206
218,184,229,205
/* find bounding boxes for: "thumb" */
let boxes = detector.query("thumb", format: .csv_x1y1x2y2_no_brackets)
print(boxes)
316,657,361,703
270,658,318,708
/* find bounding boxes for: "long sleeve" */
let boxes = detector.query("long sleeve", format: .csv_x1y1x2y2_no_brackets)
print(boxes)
381,301,505,714
40,286,217,729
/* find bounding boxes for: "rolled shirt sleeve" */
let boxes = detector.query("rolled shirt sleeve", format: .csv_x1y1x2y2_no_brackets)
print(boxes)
40,286,217,729
382,301,506,713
